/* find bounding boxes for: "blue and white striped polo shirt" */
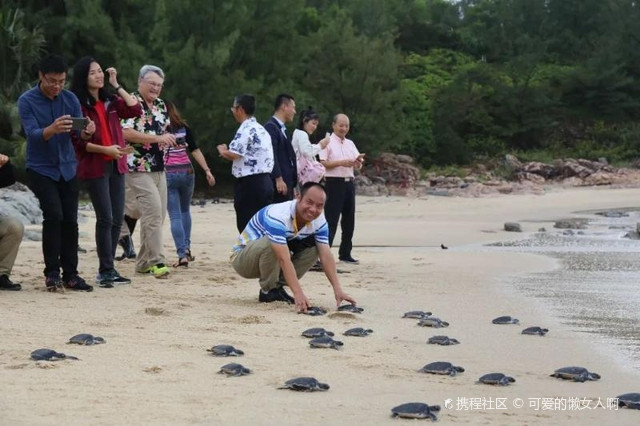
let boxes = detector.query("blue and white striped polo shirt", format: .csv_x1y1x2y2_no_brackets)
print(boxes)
232,200,329,254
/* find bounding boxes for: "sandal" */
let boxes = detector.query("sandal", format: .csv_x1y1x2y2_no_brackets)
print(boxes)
172,258,189,268
186,249,195,262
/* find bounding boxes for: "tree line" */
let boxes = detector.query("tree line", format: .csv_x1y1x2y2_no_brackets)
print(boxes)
2,0,639,186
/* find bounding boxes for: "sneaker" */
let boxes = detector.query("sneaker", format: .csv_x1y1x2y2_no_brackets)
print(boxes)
138,263,170,279
45,273,63,292
339,256,360,264
0,274,21,291
63,274,94,292
111,269,131,284
258,286,294,304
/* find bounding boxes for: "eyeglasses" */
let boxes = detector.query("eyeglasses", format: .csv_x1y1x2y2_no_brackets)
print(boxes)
42,75,66,87
143,79,164,89
230,105,240,112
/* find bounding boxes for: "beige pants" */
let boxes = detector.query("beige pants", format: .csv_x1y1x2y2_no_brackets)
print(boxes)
119,174,141,239
0,216,24,276
127,172,167,271
232,236,318,291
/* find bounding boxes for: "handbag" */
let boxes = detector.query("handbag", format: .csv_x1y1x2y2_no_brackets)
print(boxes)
297,155,326,185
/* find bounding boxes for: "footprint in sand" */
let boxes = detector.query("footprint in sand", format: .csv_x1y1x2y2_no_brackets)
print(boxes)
145,307,169,316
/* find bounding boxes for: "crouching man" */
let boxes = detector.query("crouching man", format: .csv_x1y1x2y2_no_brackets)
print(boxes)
231,182,356,313
0,153,24,291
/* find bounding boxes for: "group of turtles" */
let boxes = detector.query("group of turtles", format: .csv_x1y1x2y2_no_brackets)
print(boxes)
28,305,640,420
30,334,105,361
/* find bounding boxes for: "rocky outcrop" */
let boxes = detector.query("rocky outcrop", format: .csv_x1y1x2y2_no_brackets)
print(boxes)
0,182,42,225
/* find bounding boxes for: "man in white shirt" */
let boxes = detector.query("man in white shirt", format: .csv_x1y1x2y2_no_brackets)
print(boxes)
217,94,274,232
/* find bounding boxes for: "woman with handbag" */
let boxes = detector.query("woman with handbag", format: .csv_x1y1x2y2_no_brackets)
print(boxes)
291,107,329,186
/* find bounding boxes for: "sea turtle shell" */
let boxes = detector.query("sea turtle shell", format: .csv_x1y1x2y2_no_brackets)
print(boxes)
550,366,600,382
402,311,432,319
418,317,449,328
427,335,460,346
302,328,334,338
218,363,251,376
337,304,363,313
68,334,106,345
420,361,464,376
343,327,373,337
207,345,244,357
478,373,515,386
30,348,79,361
303,306,327,316
617,393,640,409
279,377,329,392
492,316,519,324
521,326,548,336
391,402,440,420
309,336,343,349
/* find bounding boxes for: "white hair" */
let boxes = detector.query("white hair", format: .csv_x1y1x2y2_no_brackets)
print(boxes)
139,64,165,80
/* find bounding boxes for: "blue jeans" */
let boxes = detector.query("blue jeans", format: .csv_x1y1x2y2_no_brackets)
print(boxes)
166,171,194,259
84,162,124,273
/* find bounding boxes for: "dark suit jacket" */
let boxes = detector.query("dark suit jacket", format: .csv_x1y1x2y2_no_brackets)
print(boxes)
264,116,297,195
0,160,16,188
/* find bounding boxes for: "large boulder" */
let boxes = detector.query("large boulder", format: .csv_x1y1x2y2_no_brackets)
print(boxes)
0,182,42,225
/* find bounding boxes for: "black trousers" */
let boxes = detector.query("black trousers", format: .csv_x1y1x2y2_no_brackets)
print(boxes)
28,169,79,278
84,162,124,273
234,173,274,233
323,177,356,259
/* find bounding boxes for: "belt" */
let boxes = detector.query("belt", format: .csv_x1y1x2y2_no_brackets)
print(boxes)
325,176,354,182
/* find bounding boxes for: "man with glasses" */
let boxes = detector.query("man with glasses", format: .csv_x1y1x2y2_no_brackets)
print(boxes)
120,65,175,279
217,94,274,232
265,94,297,203
17,54,93,291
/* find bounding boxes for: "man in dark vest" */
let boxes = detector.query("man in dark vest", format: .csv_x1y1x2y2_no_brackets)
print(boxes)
265,94,297,203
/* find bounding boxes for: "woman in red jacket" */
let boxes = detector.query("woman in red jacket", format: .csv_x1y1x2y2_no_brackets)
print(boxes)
71,56,142,288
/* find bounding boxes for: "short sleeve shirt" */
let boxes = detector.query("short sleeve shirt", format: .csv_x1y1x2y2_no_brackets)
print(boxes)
232,200,329,253
319,134,360,178
121,92,169,173
228,117,274,178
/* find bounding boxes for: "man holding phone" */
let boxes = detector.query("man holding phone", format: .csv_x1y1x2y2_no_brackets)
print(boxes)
319,113,364,265
17,54,93,291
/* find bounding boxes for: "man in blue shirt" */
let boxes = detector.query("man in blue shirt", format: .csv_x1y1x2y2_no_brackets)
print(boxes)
231,182,356,313
18,54,93,292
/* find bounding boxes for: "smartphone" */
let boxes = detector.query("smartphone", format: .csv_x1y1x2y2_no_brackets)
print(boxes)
357,153,366,160
119,145,134,155
70,117,88,131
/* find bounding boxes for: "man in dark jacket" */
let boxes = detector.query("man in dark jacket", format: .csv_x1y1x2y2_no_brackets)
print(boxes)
265,94,297,203
0,154,23,290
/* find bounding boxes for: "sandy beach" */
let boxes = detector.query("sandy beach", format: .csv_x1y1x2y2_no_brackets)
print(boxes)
1,186,639,425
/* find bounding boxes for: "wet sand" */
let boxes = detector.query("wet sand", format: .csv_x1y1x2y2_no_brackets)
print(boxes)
1,186,640,425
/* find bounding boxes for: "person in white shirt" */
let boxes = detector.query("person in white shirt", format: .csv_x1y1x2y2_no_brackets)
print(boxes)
217,94,274,232
291,107,330,186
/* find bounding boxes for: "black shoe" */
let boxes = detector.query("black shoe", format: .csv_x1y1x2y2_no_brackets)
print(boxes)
258,286,294,304
276,286,295,304
309,260,323,272
45,273,63,292
339,256,359,264
0,275,21,291
64,274,93,292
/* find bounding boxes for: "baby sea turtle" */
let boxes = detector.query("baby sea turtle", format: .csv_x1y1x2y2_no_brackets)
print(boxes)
419,361,465,376
302,327,334,338
68,333,106,345
343,327,373,337
402,311,432,319
427,335,460,345
337,304,363,313
207,345,244,357
478,373,516,386
418,317,449,328
391,402,440,420
309,336,343,349
279,377,329,392
617,393,640,409
522,326,549,336
492,316,519,324
550,366,600,382
218,363,251,377
30,348,79,361
303,306,327,316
